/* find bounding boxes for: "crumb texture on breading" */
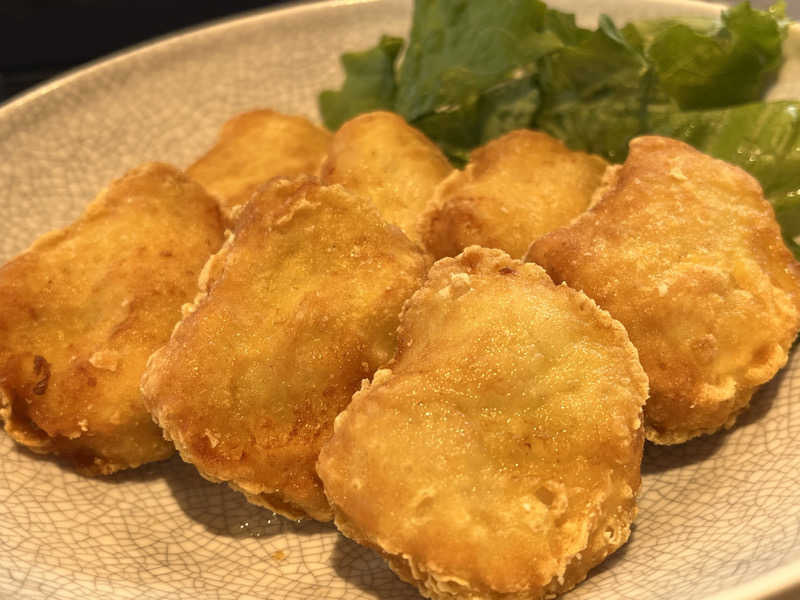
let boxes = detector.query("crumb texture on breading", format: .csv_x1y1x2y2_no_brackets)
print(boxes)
528,136,800,444
421,130,608,259
0,163,225,474
320,111,452,243
188,109,332,218
142,176,430,521
318,246,648,599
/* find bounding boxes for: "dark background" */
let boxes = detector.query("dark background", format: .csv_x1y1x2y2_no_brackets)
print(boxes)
0,0,793,104
0,1,285,103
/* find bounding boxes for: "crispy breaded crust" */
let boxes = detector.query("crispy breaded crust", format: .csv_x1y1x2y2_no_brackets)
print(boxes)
0,163,225,474
420,130,608,259
527,136,800,444
318,246,648,599
320,111,452,244
187,109,332,218
142,177,430,521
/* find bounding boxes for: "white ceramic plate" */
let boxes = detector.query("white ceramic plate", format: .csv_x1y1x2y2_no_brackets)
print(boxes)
1,1,799,599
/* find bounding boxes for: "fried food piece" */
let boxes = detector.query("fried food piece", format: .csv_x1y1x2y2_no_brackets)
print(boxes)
0,163,225,475
528,136,800,444
318,246,648,600
187,109,332,218
420,130,608,259
320,111,452,244
142,177,430,521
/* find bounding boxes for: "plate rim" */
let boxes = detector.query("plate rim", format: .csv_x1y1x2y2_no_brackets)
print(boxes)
0,0,377,117
0,0,743,118
0,1,798,599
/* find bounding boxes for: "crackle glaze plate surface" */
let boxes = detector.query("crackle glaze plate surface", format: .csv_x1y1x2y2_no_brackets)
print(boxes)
1,1,799,599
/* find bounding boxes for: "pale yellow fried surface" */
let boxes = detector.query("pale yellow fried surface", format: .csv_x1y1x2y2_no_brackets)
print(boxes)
317,246,648,600
187,109,332,218
0,163,225,475
421,130,608,259
527,136,800,444
319,111,452,244
142,177,430,521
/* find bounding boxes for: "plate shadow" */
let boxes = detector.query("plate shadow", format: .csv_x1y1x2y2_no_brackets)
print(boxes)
160,456,334,539
330,534,420,600
642,366,785,476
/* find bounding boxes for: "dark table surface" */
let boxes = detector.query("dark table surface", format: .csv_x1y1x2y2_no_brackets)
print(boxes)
0,1,284,103
0,0,795,104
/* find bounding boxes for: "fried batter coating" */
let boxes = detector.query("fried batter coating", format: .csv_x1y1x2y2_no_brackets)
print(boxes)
420,130,608,259
0,163,225,475
141,177,430,521
319,111,452,243
317,246,648,600
187,109,332,218
527,136,800,444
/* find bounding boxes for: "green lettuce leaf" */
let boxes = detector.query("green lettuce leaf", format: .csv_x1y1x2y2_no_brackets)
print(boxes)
319,35,403,131
412,75,542,165
391,0,577,160
318,1,798,255
645,1,788,109
394,0,565,122
533,16,653,162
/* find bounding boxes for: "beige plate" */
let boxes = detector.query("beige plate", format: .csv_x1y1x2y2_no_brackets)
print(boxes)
1,1,799,599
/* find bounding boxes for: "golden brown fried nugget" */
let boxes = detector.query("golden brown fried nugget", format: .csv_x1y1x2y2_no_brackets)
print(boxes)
0,163,225,474
187,109,332,217
318,246,648,600
421,130,608,259
528,136,800,444
142,177,430,521
320,111,452,243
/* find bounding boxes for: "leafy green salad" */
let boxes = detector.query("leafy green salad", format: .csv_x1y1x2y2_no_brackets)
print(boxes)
319,0,800,257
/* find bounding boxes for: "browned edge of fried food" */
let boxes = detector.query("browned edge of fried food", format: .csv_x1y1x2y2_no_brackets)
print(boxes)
526,135,800,444
187,109,332,220
419,130,608,260
0,163,225,475
319,246,648,599
319,110,452,244
142,177,325,519
142,175,431,521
